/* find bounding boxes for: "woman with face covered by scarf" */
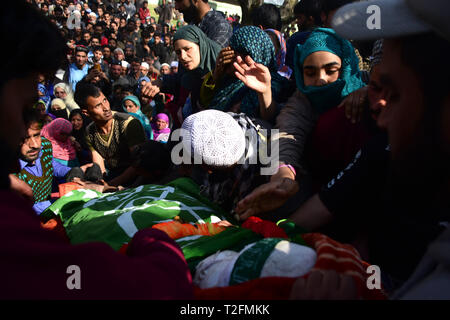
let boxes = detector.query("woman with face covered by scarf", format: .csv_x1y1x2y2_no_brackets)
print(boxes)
41,118,79,168
234,28,368,221
204,26,286,122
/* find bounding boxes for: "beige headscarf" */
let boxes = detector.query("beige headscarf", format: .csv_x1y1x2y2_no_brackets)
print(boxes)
53,82,80,112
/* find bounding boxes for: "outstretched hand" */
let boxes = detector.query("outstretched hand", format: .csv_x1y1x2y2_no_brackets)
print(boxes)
233,55,271,94
234,178,299,221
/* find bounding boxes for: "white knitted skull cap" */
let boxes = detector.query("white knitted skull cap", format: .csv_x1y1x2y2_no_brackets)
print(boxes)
181,110,246,167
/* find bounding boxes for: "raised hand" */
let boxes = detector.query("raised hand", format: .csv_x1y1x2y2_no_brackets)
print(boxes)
213,47,235,83
141,82,160,99
233,55,271,94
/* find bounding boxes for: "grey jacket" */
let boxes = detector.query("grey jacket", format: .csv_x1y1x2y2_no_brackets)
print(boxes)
392,226,450,300
273,90,319,176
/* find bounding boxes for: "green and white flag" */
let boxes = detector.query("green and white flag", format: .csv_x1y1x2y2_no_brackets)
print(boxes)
43,178,230,250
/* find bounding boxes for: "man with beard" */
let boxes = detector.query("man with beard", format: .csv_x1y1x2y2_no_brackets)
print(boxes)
174,0,232,47
14,109,72,215
74,83,146,187
1,1,193,300
290,0,450,300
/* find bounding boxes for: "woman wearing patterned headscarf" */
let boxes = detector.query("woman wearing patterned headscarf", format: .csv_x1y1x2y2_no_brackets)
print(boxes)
205,26,285,121
173,25,221,116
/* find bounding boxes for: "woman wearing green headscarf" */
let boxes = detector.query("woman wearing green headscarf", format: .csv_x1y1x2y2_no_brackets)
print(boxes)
234,28,368,220
122,95,153,140
173,25,221,116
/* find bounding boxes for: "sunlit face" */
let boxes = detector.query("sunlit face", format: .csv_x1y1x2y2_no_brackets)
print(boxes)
110,64,122,78
160,65,170,75
20,122,42,163
121,65,128,76
114,50,124,61
51,104,62,111
54,87,67,99
75,51,88,68
124,100,139,113
70,113,83,131
91,38,100,46
174,39,201,71
140,67,149,76
83,92,113,123
156,118,168,130
302,51,341,87
38,74,45,84
94,50,103,61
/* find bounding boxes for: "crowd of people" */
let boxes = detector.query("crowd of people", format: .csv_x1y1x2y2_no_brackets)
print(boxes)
1,0,449,300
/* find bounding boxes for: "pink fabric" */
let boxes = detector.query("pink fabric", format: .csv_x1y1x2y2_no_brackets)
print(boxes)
41,118,76,161
152,113,171,140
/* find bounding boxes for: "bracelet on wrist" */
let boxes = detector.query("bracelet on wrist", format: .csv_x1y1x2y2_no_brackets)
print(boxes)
277,164,296,177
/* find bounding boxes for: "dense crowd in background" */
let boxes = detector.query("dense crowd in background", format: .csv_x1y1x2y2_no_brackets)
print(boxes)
1,0,449,301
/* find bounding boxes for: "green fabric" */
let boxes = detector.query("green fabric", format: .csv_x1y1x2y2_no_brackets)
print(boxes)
229,238,283,285
294,28,365,114
208,26,283,117
16,137,54,203
277,219,308,247
42,177,230,250
173,25,221,91
179,227,262,273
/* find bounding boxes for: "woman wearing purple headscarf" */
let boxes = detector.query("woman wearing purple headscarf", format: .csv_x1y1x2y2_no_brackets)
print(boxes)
151,113,171,143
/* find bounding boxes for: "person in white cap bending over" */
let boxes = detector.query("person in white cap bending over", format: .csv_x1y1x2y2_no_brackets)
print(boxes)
179,109,271,214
